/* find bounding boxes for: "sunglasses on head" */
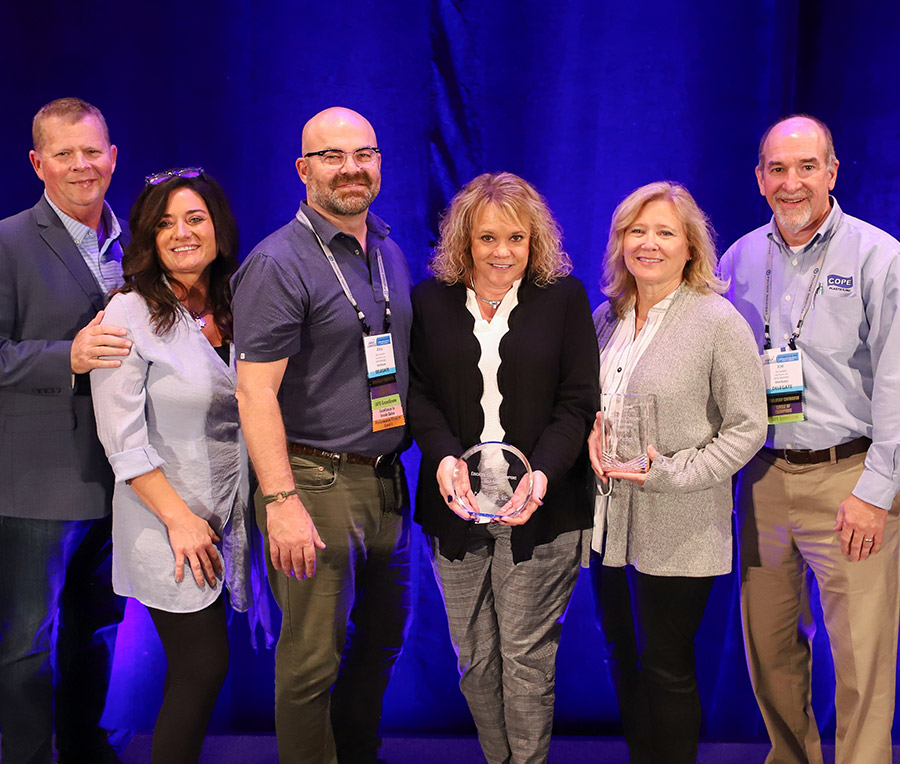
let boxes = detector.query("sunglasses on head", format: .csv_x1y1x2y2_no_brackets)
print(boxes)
144,167,204,186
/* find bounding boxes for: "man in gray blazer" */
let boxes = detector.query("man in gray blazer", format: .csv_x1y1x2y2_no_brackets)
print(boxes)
0,98,132,764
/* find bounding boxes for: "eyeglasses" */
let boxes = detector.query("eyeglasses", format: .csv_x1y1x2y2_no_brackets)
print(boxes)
302,147,381,168
145,167,205,186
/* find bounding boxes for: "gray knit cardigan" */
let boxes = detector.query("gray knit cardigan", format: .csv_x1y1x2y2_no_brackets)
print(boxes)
594,286,767,576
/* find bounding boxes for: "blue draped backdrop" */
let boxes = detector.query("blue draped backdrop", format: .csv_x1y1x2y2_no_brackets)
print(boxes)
3,0,899,742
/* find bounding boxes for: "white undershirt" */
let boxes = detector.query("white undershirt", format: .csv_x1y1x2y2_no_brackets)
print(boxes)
592,289,676,553
599,291,676,396
465,279,521,523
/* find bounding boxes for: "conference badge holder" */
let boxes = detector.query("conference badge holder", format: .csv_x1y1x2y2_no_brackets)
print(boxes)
365,333,405,432
761,347,806,424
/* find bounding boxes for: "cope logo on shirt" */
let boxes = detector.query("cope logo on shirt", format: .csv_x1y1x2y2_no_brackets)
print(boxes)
826,274,853,293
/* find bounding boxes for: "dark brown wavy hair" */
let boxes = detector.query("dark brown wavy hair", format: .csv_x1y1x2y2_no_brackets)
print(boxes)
122,173,239,338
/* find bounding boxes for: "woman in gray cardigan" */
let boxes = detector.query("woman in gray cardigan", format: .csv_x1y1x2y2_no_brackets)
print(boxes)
587,182,767,764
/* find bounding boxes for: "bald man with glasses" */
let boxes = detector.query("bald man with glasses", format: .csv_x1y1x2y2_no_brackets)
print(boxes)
232,107,413,764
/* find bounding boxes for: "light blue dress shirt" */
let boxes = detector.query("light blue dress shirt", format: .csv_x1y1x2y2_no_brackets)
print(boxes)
719,198,900,509
44,192,123,294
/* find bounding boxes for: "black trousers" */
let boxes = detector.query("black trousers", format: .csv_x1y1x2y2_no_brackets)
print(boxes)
590,554,714,764
147,595,229,764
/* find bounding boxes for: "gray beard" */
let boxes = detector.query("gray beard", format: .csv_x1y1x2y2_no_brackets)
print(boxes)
774,202,812,233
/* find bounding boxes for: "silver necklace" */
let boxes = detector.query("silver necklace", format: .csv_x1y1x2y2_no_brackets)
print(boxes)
470,275,504,310
184,304,209,329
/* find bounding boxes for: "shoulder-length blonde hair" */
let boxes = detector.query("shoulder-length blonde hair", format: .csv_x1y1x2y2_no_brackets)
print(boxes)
430,172,572,287
602,181,727,317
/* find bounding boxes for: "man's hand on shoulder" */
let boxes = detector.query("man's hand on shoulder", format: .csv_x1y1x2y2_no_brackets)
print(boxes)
834,493,887,562
266,494,326,578
71,309,132,374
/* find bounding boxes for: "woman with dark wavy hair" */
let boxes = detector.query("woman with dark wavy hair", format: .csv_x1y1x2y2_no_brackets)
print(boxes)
91,169,253,764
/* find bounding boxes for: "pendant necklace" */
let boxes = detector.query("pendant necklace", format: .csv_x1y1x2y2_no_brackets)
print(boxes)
470,275,504,310
184,303,209,329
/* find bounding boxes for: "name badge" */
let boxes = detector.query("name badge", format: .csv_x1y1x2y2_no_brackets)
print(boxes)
364,333,397,378
369,375,405,432
761,347,806,424
363,333,404,432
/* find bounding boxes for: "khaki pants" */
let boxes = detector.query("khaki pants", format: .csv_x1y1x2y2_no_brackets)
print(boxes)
737,450,900,764
257,452,412,764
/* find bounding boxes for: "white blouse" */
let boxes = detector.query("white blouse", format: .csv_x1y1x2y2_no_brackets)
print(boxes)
465,279,521,523
592,289,676,552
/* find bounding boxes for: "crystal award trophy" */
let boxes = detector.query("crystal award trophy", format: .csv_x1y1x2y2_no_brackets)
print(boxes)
453,442,533,522
599,393,656,473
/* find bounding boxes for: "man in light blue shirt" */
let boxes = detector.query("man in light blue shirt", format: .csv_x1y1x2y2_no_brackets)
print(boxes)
719,115,900,764
0,97,132,764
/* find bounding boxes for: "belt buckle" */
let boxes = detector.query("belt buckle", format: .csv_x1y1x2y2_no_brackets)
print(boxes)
781,448,794,465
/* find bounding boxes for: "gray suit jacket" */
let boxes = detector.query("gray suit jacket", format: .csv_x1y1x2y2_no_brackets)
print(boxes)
0,195,124,520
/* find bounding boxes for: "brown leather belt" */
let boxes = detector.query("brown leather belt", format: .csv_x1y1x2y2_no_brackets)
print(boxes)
763,436,871,465
287,442,399,470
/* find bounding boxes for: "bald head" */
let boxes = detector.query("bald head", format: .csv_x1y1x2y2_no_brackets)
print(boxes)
755,114,839,246
758,114,836,170
301,107,377,155
296,107,382,224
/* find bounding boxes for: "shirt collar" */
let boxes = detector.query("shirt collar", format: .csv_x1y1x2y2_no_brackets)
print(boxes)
766,196,843,255
297,201,390,246
624,282,681,319
44,191,121,245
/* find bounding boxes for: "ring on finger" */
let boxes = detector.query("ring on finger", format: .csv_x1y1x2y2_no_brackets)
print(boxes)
864,537,875,543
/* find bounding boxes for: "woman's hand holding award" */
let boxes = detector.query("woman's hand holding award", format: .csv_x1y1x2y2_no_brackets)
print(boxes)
452,442,533,523
600,393,656,473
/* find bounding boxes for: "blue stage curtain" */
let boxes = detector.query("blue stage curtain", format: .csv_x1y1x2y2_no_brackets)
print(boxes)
1,0,898,742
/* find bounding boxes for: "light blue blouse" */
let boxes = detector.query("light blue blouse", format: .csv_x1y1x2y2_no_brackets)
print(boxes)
91,291,252,613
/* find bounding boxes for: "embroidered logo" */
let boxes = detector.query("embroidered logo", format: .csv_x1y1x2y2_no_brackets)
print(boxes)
826,274,853,293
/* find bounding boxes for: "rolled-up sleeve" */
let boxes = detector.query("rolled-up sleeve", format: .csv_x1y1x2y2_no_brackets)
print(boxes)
90,295,165,482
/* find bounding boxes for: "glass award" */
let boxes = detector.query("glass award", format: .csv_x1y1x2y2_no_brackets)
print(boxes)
600,393,655,473
453,442,533,522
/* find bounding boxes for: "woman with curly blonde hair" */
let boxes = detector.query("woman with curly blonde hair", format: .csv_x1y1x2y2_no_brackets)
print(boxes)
409,171,598,764
430,171,572,287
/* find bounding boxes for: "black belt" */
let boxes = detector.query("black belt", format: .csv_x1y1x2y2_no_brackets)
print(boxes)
763,436,871,465
287,442,400,470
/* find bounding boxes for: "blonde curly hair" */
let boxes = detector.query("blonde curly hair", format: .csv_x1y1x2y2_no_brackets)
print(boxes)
430,172,572,286
602,181,727,317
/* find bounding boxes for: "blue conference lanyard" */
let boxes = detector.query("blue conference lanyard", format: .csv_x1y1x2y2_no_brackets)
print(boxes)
762,238,829,351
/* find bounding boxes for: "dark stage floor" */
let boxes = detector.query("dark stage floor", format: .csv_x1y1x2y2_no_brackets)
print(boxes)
116,735,900,764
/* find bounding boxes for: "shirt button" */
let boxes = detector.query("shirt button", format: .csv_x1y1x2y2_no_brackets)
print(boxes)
617,367,622,372
354,249,360,255
792,259,798,266
783,333,790,340
786,443,793,450
784,294,791,302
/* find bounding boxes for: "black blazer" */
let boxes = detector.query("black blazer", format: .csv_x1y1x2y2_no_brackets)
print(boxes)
409,275,599,563
0,196,126,520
